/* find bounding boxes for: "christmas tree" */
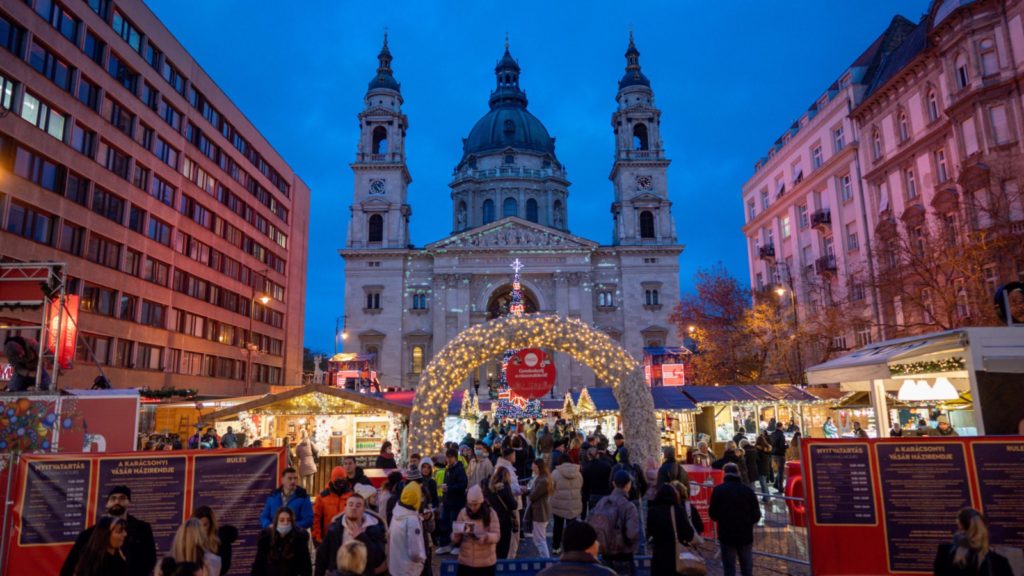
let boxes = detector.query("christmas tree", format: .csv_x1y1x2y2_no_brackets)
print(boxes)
494,259,542,420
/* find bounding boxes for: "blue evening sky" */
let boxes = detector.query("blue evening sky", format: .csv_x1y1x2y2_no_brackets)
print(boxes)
147,0,928,353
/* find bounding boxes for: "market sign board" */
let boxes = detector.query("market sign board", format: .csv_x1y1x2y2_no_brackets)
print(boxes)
802,437,1024,575
505,348,556,399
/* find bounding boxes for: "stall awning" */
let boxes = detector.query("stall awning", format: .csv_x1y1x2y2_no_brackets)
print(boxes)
805,330,966,385
202,384,411,422
651,387,698,412
643,346,692,357
679,384,817,406
573,387,619,415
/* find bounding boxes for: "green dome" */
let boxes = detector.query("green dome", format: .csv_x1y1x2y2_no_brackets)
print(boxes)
463,104,555,158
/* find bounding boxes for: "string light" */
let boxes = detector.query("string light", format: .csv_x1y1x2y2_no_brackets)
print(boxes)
495,258,541,420
408,311,660,466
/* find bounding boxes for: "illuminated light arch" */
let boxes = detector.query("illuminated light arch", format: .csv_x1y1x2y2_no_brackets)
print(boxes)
409,313,658,464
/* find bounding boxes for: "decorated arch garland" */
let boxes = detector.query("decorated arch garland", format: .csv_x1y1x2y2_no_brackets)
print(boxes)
409,313,659,465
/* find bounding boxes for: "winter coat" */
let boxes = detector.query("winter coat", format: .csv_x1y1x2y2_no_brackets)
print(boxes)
755,441,772,477
61,514,156,576
375,453,398,469
485,480,519,558
709,475,761,546
527,477,552,523
252,527,312,576
550,462,584,519
313,486,351,542
494,457,522,503
314,511,387,576
538,432,554,455
582,456,614,498
69,549,130,576
451,507,500,568
647,492,696,576
216,525,238,575
535,551,618,576
933,541,1014,576
467,457,494,490
443,461,469,512
770,429,788,456
295,440,318,477
656,458,690,490
260,486,314,530
388,504,427,576
592,490,640,556
743,448,759,483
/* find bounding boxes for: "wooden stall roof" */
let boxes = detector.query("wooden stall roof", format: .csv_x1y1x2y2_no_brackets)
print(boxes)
679,384,819,406
650,387,698,412
202,385,411,422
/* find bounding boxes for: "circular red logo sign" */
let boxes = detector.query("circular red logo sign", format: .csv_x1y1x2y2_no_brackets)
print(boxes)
506,348,556,399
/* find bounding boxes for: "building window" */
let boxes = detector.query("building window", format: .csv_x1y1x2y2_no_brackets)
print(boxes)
855,324,872,347
905,169,917,200
898,112,910,142
644,289,660,306
412,293,428,310
140,300,166,328
850,281,865,302
28,41,72,92
13,146,65,193
798,204,809,229
935,149,949,182
366,292,381,310
643,257,658,264
0,13,25,57
927,90,940,121
92,187,125,224
840,174,853,202
71,123,96,157
154,137,179,169
503,154,514,165
632,123,649,150
482,199,495,224
922,288,934,323
955,53,969,89
147,217,171,246
115,339,135,368
107,51,138,93
59,221,84,256
6,201,54,245
872,129,882,160
639,211,655,238
760,189,769,210
118,293,137,321
411,346,424,374
144,257,169,286
833,126,845,152
979,39,998,77
87,235,121,269
846,223,859,251
136,344,163,371
151,175,175,206
77,333,111,365
990,104,1010,145
372,126,388,155
111,10,142,53
955,280,970,319
77,76,99,111
597,290,615,307
811,145,823,169
526,198,538,223
20,92,66,141
983,265,998,296
104,144,131,180
503,197,517,218
747,200,756,221
82,283,116,316
124,249,141,276
368,214,383,242
781,216,791,238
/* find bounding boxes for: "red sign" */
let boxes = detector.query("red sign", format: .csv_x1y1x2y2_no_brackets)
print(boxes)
45,295,79,370
661,363,686,386
683,465,723,539
505,348,556,399
56,392,140,453
801,437,1024,575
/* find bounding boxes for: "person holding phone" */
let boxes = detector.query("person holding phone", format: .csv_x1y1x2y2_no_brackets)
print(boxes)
452,486,499,576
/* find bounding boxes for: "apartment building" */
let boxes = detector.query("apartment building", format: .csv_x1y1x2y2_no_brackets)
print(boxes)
0,0,309,395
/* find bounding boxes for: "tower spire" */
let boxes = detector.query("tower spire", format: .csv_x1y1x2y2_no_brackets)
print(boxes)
619,31,650,89
491,36,527,108
367,29,400,93
377,29,393,75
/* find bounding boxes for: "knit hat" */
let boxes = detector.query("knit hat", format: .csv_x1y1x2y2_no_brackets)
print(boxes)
467,484,485,504
353,483,377,501
405,466,422,481
107,485,131,501
330,466,348,483
400,482,422,509
563,521,598,553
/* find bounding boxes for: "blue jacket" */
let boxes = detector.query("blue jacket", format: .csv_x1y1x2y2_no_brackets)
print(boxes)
259,486,314,529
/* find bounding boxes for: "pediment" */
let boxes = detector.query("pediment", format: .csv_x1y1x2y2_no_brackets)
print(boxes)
426,217,598,252
361,198,391,208
629,192,665,203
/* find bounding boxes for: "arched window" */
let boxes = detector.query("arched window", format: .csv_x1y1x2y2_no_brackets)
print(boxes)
503,197,517,218
980,39,998,77
639,210,655,238
927,90,940,122
898,112,910,142
632,123,649,151
552,200,564,228
366,346,379,370
482,199,495,224
371,126,388,155
368,214,383,242
526,198,538,222
872,129,883,160
411,346,423,374
955,53,969,89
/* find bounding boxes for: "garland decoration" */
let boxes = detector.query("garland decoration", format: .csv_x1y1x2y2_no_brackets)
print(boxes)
139,388,198,400
889,357,965,377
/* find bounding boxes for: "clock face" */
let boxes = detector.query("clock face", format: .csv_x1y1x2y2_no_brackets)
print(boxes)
369,179,386,195
636,176,653,191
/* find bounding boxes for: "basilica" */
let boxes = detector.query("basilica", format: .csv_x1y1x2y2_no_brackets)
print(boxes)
339,35,683,394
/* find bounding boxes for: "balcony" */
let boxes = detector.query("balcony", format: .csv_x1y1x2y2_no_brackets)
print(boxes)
451,165,557,183
815,255,837,276
811,209,832,232
619,149,666,161
356,152,405,163
758,244,776,261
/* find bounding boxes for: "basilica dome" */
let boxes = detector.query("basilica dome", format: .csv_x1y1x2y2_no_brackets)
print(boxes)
463,105,554,157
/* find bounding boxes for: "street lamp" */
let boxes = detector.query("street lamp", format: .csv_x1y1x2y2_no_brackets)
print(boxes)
687,325,696,334
245,269,271,395
774,284,803,383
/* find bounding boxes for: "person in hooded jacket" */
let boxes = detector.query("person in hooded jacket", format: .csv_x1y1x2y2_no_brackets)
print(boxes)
647,484,697,576
549,453,584,554
314,467,351,544
315,493,387,576
252,507,312,576
388,483,427,576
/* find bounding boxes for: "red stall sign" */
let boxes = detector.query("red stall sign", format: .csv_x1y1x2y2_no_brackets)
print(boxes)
45,295,79,370
505,348,556,399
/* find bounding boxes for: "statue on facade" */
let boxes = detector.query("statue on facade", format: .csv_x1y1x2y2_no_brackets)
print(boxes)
313,355,324,385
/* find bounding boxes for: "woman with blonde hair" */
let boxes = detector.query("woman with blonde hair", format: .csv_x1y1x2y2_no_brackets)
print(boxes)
167,518,221,576
191,506,237,575
933,508,1012,575
331,540,367,576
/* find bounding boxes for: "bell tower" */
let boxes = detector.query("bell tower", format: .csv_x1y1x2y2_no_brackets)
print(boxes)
347,33,413,249
609,33,676,246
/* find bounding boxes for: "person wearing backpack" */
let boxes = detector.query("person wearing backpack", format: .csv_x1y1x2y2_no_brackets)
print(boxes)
591,471,640,576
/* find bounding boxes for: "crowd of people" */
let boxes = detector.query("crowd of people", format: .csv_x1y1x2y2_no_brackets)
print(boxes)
59,416,1008,576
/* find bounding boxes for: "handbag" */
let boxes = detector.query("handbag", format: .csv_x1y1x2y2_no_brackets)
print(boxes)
670,506,707,576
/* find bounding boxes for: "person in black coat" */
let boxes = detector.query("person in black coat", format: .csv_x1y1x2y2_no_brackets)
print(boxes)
647,484,696,575
61,486,156,576
374,441,398,469
252,507,312,576
933,508,1013,576
709,464,761,576
484,466,519,560
741,440,760,492
769,427,788,491
315,493,387,576
67,516,130,576
581,447,614,511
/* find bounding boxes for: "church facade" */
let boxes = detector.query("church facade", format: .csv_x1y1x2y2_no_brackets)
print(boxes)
339,35,683,395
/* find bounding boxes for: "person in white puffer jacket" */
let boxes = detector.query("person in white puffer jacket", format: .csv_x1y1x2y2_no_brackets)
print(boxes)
549,453,584,554
388,483,427,576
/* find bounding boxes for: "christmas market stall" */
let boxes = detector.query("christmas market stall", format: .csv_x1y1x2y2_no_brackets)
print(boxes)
569,387,620,436
650,387,699,457
805,327,1024,437
327,352,381,391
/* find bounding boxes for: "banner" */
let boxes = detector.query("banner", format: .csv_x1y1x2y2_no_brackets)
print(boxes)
505,348,556,399
4,448,284,576
45,295,79,370
661,363,686,386
802,437,1024,575
56,392,140,453
683,465,723,539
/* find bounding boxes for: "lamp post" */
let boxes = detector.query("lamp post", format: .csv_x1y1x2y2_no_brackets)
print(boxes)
335,315,348,355
774,285,804,384
246,269,271,396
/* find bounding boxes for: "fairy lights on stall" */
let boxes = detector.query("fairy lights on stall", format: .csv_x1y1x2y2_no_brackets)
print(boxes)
495,259,542,420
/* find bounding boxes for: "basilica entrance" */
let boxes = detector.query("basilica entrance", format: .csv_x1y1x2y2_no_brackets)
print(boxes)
408,313,658,465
